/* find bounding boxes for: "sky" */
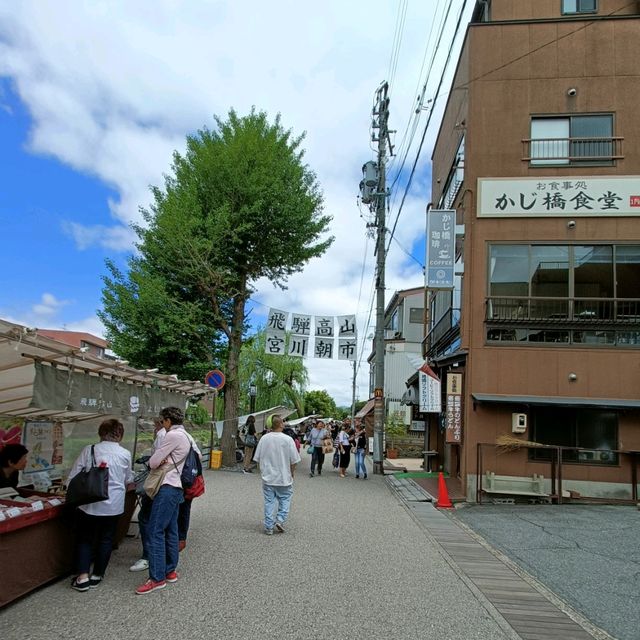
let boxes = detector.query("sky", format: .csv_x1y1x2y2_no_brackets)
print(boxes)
0,0,472,406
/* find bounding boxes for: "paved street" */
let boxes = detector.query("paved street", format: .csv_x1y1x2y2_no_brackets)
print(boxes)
2,465,511,640
453,504,640,640
3,464,633,640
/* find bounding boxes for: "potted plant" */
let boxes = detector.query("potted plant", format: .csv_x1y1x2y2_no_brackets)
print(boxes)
385,411,406,459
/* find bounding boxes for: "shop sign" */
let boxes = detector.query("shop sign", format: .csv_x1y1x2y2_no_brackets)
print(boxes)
426,209,455,288
478,176,640,217
445,373,463,444
30,361,187,417
419,363,441,413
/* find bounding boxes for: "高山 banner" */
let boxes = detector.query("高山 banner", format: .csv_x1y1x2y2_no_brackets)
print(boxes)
265,309,357,361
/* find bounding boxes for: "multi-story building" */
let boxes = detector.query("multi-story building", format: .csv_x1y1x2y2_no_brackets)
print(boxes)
36,330,108,358
368,287,424,426
426,0,640,500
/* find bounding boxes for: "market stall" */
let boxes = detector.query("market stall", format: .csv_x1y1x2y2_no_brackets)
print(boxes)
0,318,213,607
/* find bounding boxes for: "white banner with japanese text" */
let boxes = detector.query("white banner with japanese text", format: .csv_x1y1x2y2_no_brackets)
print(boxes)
266,309,357,360
478,176,640,217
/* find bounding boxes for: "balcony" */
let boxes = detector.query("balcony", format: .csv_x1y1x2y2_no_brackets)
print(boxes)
486,297,640,326
424,308,461,358
522,136,623,165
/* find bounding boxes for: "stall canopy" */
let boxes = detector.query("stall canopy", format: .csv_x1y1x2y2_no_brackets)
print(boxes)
0,318,214,421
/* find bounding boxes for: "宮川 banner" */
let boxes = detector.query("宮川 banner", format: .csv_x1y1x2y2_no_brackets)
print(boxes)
265,309,357,361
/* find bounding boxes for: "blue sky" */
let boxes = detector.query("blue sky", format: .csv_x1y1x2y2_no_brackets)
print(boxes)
0,1,471,404
0,77,127,329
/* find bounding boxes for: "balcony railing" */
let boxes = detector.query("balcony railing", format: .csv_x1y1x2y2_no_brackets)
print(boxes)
522,137,623,164
486,297,640,325
424,308,461,357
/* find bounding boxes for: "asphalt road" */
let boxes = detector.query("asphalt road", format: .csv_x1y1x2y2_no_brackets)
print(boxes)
1,465,511,640
453,504,640,640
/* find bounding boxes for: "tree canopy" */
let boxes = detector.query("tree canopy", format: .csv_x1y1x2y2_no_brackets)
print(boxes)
239,330,308,417
100,108,333,464
303,389,338,418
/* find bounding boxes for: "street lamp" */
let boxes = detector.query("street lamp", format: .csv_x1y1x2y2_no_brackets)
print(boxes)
249,383,257,414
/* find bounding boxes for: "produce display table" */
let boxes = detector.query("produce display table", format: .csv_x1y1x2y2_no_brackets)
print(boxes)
0,490,136,608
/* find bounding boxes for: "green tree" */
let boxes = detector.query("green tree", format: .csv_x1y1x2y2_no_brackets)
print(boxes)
239,330,308,417
304,389,338,418
100,109,333,466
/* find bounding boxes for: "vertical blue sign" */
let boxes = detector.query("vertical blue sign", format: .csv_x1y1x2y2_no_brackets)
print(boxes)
426,209,455,288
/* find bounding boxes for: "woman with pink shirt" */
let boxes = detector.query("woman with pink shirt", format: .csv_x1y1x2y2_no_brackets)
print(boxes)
135,406,191,595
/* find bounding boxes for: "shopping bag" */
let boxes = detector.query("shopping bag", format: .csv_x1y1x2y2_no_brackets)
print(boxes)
65,445,109,506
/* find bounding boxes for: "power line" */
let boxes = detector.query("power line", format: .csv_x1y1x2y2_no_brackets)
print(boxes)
386,0,468,254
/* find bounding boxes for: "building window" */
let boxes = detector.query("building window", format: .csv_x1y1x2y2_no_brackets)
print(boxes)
487,244,640,347
530,407,617,465
409,307,424,324
562,0,597,15
529,114,613,165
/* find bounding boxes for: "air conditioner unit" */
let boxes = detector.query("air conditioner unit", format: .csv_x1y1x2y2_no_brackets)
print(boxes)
512,413,527,433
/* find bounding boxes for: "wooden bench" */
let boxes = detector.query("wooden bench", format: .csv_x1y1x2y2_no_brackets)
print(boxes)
483,471,548,497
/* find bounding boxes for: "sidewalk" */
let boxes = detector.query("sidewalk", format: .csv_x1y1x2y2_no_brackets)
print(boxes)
388,476,611,640
0,465,607,639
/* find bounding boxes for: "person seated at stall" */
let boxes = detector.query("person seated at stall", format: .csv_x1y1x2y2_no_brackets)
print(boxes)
0,444,29,489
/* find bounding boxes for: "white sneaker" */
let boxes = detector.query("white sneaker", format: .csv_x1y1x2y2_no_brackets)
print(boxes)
129,558,149,572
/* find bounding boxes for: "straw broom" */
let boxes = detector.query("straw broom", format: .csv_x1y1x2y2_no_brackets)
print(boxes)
496,434,546,454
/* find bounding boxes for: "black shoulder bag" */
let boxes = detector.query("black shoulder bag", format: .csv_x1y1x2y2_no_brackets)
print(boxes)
66,445,110,506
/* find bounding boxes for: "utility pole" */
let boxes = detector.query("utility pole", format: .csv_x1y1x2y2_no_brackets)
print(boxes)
350,359,357,427
360,81,392,475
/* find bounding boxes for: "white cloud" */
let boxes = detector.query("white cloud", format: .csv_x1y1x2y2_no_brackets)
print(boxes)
0,0,471,403
31,293,70,318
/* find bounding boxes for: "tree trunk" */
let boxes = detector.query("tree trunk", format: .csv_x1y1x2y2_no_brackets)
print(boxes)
221,285,246,466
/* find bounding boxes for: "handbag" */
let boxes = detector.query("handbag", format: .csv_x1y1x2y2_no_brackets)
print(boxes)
143,465,170,499
322,438,334,454
306,445,314,454
66,445,109,506
184,473,205,500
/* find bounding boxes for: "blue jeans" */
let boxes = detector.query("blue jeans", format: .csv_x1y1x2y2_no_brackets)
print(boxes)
262,483,293,530
147,485,184,582
354,448,367,476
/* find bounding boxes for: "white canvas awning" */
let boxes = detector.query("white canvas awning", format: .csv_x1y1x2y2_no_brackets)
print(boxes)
0,318,214,421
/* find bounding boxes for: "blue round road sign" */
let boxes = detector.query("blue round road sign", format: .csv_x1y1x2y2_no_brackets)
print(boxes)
205,369,225,390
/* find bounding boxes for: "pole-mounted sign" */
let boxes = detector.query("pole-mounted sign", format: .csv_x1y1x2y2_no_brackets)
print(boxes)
205,369,225,390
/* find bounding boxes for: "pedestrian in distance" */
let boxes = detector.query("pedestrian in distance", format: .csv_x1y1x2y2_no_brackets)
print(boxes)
353,424,368,479
307,419,328,477
336,420,352,478
242,415,258,474
253,414,301,535
135,406,190,595
68,418,134,592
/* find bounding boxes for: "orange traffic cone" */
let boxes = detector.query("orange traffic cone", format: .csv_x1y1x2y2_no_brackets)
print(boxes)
435,471,453,509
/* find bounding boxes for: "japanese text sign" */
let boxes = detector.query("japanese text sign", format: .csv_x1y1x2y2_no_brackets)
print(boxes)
479,176,640,217
426,209,455,288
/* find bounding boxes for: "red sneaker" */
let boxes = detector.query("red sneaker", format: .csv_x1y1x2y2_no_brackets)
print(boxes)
135,579,166,595
165,571,179,583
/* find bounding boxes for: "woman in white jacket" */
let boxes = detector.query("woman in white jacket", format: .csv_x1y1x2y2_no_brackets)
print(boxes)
68,418,134,592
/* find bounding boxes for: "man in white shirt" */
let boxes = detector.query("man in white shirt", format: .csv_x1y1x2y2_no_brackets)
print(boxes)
253,415,301,535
